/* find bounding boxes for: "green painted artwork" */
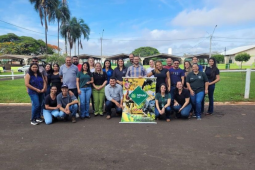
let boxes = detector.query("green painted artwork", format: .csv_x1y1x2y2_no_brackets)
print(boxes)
129,86,148,106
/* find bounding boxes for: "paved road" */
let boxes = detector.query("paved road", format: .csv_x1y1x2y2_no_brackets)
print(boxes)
0,105,255,170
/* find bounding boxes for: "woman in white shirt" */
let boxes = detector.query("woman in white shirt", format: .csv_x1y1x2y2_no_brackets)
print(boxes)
146,60,155,77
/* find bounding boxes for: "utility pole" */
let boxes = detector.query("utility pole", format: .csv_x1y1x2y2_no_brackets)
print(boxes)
209,25,217,58
100,29,104,56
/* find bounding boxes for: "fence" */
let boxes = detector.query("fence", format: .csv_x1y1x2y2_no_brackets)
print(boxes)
0,69,254,99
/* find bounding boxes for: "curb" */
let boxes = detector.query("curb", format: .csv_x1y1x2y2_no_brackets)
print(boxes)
0,102,254,106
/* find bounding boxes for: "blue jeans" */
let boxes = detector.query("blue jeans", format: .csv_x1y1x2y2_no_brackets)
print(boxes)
60,104,78,117
29,93,44,121
155,106,171,119
173,103,192,118
43,109,64,125
170,86,175,106
79,87,92,118
105,100,122,116
190,91,204,117
208,83,215,114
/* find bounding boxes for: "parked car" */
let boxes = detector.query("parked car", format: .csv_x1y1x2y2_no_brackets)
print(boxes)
18,65,30,72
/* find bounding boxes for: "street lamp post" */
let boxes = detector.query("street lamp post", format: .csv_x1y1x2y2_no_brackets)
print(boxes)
209,25,217,58
100,29,104,56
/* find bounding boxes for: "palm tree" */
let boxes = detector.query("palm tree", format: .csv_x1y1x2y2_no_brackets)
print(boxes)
53,0,70,54
76,19,90,56
29,0,58,54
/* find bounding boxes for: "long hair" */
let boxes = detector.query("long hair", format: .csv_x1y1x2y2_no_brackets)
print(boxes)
80,62,91,75
53,63,60,72
184,61,192,75
88,57,95,67
159,83,168,94
154,60,163,74
117,58,126,69
28,63,42,77
103,59,113,70
209,57,217,80
45,64,53,74
95,62,103,75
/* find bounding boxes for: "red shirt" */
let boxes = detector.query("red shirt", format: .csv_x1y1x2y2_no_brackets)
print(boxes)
77,64,82,71
163,65,173,69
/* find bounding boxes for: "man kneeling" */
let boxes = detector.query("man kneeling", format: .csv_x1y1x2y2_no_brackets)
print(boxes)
105,77,123,119
57,84,79,123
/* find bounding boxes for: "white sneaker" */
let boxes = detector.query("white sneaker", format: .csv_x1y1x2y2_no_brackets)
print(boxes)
76,113,79,118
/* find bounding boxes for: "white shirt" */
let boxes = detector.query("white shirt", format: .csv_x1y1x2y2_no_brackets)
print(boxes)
146,67,155,77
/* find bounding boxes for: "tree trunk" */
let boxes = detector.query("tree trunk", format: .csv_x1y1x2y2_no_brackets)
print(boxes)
44,9,48,54
74,41,76,56
78,38,79,56
58,20,60,55
65,36,67,54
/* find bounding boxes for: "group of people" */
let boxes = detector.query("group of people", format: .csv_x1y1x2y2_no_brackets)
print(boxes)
25,54,220,125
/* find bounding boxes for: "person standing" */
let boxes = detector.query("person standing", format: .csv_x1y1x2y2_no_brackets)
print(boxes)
57,84,79,123
169,60,184,105
88,57,95,73
125,53,135,68
205,57,220,115
72,56,82,71
173,81,192,119
59,56,79,99
43,86,64,125
183,61,192,88
146,60,155,77
50,64,62,94
112,58,127,86
155,83,171,122
126,56,147,78
192,57,203,72
147,61,170,93
76,62,94,119
92,62,107,116
45,64,53,95
105,77,123,119
102,60,113,85
25,63,46,125
163,58,173,69
186,64,209,120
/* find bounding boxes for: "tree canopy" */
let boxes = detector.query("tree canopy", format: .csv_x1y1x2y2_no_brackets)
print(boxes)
235,53,251,69
132,47,160,57
212,54,224,63
0,33,56,55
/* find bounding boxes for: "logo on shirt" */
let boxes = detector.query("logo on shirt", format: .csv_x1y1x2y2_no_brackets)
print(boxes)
198,76,201,79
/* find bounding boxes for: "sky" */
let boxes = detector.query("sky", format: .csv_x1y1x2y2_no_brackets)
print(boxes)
1,0,255,56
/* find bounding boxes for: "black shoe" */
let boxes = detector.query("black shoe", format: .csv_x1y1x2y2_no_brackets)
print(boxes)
85,116,91,119
80,117,85,120
64,115,69,121
31,120,38,125
36,118,44,123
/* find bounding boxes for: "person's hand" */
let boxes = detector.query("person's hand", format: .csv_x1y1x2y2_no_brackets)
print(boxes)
190,90,195,96
65,105,70,114
35,88,41,93
178,108,183,113
205,90,208,95
78,89,81,95
168,87,170,92
115,102,120,108
138,76,142,79
86,81,90,84
174,102,179,106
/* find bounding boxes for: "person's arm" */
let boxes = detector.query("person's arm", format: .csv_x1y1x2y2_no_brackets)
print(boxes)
42,76,47,93
142,67,147,77
25,74,41,93
147,71,153,77
209,75,220,85
173,99,179,106
178,98,190,112
205,82,209,95
181,76,184,85
45,104,58,110
125,67,130,77
59,66,63,79
76,77,81,95
186,82,194,96
98,80,107,90
87,77,94,84
155,99,161,113
57,104,66,113
164,98,171,108
166,71,171,92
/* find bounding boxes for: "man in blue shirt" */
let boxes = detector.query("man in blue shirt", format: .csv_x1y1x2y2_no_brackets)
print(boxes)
169,60,184,106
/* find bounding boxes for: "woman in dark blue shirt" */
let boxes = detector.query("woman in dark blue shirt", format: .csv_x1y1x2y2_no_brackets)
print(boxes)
25,63,46,125
112,58,127,86
103,60,113,85
205,57,220,115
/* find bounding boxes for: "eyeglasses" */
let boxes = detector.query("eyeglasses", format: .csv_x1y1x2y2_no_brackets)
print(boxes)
32,60,38,63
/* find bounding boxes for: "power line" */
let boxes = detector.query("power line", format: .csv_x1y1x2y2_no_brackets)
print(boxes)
214,36,255,40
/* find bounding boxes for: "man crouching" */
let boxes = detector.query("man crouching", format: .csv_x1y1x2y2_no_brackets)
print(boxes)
57,84,79,123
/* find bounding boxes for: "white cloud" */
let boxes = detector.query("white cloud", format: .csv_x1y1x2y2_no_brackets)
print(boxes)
171,0,255,27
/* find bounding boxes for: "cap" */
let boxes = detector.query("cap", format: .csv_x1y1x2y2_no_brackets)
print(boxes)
61,84,68,88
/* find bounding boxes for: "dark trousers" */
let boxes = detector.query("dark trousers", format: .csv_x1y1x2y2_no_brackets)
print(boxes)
208,84,215,114
69,88,78,99
105,100,122,116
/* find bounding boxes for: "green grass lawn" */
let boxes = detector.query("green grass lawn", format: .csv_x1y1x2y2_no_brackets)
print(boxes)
0,72,254,103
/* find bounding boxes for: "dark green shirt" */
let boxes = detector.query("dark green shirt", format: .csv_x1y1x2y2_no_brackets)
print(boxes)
76,71,92,88
186,71,208,94
155,93,170,109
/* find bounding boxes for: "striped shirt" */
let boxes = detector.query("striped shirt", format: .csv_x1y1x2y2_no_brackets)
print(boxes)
125,65,147,77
